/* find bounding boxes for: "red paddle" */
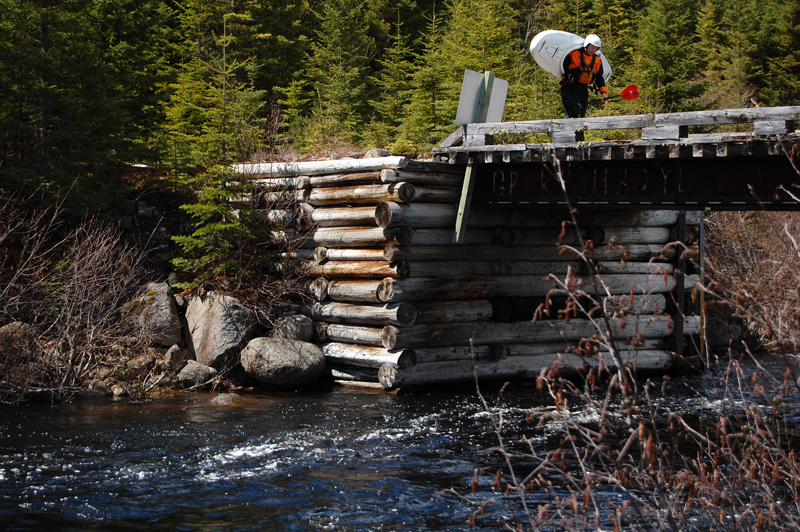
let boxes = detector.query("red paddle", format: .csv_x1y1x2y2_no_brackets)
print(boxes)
590,84,638,104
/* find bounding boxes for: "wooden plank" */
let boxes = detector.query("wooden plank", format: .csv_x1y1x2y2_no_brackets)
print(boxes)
454,157,476,243
305,301,417,327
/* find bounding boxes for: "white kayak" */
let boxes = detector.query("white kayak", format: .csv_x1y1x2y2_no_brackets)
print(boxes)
529,30,612,83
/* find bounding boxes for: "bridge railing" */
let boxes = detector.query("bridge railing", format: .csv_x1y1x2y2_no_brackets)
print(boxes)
441,106,800,148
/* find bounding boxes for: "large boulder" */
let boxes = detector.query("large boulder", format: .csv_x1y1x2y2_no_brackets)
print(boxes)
124,282,182,347
186,292,256,368
240,337,325,389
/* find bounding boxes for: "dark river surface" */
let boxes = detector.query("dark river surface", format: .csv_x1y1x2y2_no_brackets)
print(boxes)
1,354,797,531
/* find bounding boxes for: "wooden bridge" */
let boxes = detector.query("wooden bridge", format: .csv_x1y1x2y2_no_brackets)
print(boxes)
236,106,800,390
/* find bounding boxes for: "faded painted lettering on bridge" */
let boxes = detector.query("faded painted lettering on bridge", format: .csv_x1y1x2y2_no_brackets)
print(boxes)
472,158,797,207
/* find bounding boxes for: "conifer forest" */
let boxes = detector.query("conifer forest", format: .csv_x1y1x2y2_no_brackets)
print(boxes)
1,0,798,177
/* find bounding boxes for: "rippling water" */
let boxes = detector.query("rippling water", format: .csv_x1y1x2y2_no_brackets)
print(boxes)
2,354,798,531
0,385,538,531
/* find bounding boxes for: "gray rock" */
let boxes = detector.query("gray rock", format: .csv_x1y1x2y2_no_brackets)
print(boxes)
186,292,256,369
161,345,185,373
0,322,34,344
241,337,325,389
124,282,182,347
705,317,733,349
211,393,246,406
273,315,314,342
125,354,156,379
177,360,218,388
364,148,392,158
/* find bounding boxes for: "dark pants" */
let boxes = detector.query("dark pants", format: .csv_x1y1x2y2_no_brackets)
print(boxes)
560,83,589,118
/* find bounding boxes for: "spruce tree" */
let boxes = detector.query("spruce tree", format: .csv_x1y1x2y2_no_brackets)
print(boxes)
637,0,705,112
164,4,268,289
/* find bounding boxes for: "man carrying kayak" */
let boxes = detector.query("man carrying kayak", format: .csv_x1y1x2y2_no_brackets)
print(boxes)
560,34,608,118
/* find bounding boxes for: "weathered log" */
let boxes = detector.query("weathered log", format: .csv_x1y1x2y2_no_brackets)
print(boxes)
259,189,310,206
325,323,385,346
308,183,415,206
405,186,460,203
309,226,413,247
310,171,381,187
309,278,329,300
376,274,699,303
311,206,378,227
315,247,387,262
375,204,703,229
307,260,411,279
400,260,513,277
379,315,701,349
322,342,416,368
378,349,676,388
253,176,310,190
383,244,691,262
414,299,494,324
375,202,456,228
503,338,665,358
504,260,675,276
509,227,671,246
303,301,417,326
407,228,515,246
410,338,665,364
328,364,379,382
381,168,464,186
232,156,407,177
410,345,495,363
325,279,384,303
256,209,294,226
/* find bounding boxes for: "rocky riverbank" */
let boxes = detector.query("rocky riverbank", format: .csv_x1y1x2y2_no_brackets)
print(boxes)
0,280,328,401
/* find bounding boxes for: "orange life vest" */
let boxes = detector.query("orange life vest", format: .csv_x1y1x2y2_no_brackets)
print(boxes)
564,48,602,86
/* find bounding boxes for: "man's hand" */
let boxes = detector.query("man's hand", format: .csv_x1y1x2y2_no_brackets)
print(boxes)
601,92,608,103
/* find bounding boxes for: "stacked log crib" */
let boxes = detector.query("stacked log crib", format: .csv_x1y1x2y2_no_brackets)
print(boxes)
235,157,702,390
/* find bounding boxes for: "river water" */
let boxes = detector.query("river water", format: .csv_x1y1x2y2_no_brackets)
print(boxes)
1,354,798,531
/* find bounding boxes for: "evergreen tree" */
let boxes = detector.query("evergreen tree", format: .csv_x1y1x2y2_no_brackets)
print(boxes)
163,3,269,288
368,13,415,147
747,0,799,106
0,0,173,175
696,0,754,109
282,0,388,152
637,0,705,112
399,4,449,148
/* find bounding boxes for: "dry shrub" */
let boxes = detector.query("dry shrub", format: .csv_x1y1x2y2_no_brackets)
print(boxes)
705,211,800,350
446,162,800,530
0,194,153,402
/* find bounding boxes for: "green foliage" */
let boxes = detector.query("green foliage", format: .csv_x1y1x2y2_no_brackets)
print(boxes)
637,0,705,112
163,3,269,289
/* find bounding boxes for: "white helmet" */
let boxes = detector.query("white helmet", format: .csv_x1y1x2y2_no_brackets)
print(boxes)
584,34,602,49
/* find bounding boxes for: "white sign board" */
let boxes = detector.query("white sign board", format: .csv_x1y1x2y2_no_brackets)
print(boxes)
455,70,508,126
